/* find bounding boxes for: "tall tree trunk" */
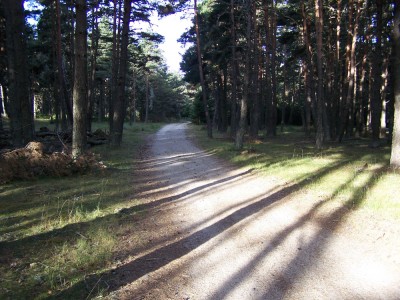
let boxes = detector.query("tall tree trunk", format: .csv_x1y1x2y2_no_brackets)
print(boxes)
357,4,369,137
331,0,342,139
109,0,120,132
212,75,219,130
3,0,34,146
380,57,389,136
301,0,314,137
266,0,277,137
315,0,324,149
230,0,238,138
250,3,260,139
130,68,136,125
264,0,272,136
72,0,88,158
145,73,149,123
215,71,228,132
339,0,362,141
67,0,75,85
0,86,3,131
111,0,131,146
220,67,228,132
194,0,212,138
235,0,252,150
391,0,400,167
370,0,383,145
55,0,73,127
87,1,100,132
281,52,288,131
98,79,104,122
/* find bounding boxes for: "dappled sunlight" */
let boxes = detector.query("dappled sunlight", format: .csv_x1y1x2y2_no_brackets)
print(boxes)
0,176,136,241
53,158,350,297
102,133,396,299
137,151,211,165
3,123,399,299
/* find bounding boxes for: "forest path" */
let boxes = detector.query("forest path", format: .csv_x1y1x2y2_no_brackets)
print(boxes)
110,123,400,300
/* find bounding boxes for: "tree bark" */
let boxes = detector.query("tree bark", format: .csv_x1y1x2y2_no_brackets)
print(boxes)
145,72,149,123
194,0,212,138
220,67,228,133
72,0,88,158
130,68,137,125
266,0,277,137
332,0,342,139
356,2,369,137
235,0,252,150
0,86,4,131
2,0,34,146
370,0,383,144
98,79,105,122
55,0,73,127
338,0,362,142
250,3,260,139
111,0,132,146
87,1,100,132
109,0,120,133
314,0,324,149
301,0,314,137
390,0,400,167
229,0,238,138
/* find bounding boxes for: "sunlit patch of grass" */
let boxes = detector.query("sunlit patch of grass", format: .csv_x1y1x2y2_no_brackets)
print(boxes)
362,171,400,218
0,121,162,298
1,226,116,299
40,226,115,291
190,124,399,220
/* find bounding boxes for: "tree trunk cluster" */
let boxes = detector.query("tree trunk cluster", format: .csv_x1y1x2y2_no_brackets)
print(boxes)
191,0,397,161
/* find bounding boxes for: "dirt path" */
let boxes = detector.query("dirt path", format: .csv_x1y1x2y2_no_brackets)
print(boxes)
109,123,400,300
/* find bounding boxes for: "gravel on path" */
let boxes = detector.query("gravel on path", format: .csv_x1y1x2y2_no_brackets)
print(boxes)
110,123,400,300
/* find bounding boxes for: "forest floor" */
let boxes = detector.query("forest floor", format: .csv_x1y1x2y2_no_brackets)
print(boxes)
100,123,400,299
3,122,399,299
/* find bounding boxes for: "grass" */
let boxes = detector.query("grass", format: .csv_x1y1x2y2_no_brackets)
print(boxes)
189,124,400,220
2,121,399,298
0,120,162,299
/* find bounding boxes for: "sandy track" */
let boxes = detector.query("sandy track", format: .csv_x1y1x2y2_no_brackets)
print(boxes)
109,123,400,300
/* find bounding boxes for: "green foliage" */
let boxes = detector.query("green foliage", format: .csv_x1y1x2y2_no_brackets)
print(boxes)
19,0,194,132
191,90,206,124
180,45,200,84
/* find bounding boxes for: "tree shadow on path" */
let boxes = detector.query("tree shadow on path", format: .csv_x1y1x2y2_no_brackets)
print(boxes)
209,165,390,299
53,160,348,299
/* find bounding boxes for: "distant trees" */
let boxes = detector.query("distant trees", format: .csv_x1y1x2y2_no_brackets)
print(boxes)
0,0,191,150
391,0,400,167
2,0,399,165
235,0,251,150
194,0,212,138
180,0,397,155
111,0,133,147
314,0,324,149
1,0,34,146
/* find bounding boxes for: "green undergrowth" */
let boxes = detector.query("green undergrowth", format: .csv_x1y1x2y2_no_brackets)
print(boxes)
190,124,400,220
0,121,162,299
